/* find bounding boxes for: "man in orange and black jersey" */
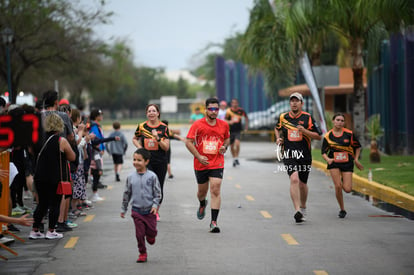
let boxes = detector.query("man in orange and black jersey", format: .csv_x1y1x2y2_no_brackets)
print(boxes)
225,98,248,167
321,113,363,218
274,92,322,223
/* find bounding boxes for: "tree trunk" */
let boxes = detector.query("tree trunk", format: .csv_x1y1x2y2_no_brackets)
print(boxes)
352,67,365,142
351,38,366,143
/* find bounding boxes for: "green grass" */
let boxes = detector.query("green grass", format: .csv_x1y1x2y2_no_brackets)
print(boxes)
312,148,414,196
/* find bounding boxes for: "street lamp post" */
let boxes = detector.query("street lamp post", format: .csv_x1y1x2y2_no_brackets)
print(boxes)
2,28,13,103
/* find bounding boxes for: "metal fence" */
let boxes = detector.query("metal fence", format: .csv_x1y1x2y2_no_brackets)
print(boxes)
368,32,414,154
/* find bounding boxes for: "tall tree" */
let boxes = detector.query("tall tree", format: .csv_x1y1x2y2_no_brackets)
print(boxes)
0,0,112,103
285,0,414,139
239,0,298,87
240,0,414,139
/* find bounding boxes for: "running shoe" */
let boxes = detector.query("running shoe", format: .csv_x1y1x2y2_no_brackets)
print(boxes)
233,160,237,167
197,199,208,220
91,193,104,202
66,221,78,228
235,159,240,165
0,235,15,245
11,206,25,216
73,209,87,216
97,183,107,189
209,221,220,233
137,253,147,263
168,175,174,179
45,230,63,240
56,222,73,232
29,230,45,240
116,174,120,182
294,211,304,223
146,236,156,245
21,205,32,213
82,204,93,210
338,210,347,219
7,224,20,232
300,207,307,221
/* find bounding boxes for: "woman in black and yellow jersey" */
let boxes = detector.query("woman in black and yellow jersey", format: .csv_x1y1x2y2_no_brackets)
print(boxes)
321,113,364,218
132,104,169,221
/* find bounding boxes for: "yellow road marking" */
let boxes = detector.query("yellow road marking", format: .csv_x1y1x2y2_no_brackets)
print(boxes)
64,237,79,249
107,185,113,190
84,214,95,222
245,195,255,201
235,184,241,189
281,234,299,245
260,210,272,218
313,271,329,275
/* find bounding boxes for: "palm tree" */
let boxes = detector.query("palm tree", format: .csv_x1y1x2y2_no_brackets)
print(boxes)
287,0,413,140
238,0,297,88
239,0,414,140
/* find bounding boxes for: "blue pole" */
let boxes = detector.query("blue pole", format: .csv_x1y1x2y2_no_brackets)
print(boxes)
6,44,12,103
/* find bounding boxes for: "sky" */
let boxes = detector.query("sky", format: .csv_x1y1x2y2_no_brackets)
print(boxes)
95,0,255,72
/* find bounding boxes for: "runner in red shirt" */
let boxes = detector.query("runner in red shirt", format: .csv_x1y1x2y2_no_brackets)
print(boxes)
186,97,230,233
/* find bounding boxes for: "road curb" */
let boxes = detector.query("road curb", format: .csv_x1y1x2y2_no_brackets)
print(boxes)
312,160,414,213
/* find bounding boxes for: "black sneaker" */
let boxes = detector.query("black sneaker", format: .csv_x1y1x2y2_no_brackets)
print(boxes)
209,221,220,233
233,160,237,167
168,175,174,179
294,211,304,223
56,222,73,232
338,210,347,219
8,224,20,232
116,174,120,182
97,183,107,189
235,159,240,165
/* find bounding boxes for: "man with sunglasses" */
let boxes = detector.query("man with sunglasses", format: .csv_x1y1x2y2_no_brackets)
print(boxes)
186,98,230,233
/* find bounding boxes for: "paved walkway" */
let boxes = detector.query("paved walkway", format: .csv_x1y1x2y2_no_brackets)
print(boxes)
1,128,413,274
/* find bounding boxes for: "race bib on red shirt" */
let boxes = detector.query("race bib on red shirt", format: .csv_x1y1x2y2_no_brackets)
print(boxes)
203,140,219,154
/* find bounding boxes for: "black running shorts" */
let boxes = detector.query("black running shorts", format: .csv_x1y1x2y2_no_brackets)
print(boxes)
283,158,312,184
230,132,241,145
112,154,124,164
194,168,224,184
327,161,354,172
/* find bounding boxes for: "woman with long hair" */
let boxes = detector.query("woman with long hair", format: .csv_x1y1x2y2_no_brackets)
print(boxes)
132,104,169,221
321,113,364,218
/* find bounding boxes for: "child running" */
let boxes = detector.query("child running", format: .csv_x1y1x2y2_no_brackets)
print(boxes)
121,148,162,263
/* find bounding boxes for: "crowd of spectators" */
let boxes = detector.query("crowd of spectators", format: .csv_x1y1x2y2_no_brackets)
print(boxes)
0,90,123,245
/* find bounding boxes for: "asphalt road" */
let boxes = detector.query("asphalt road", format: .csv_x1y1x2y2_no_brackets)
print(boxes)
1,127,414,275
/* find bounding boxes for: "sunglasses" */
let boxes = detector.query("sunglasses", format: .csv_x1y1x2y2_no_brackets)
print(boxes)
207,107,219,112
